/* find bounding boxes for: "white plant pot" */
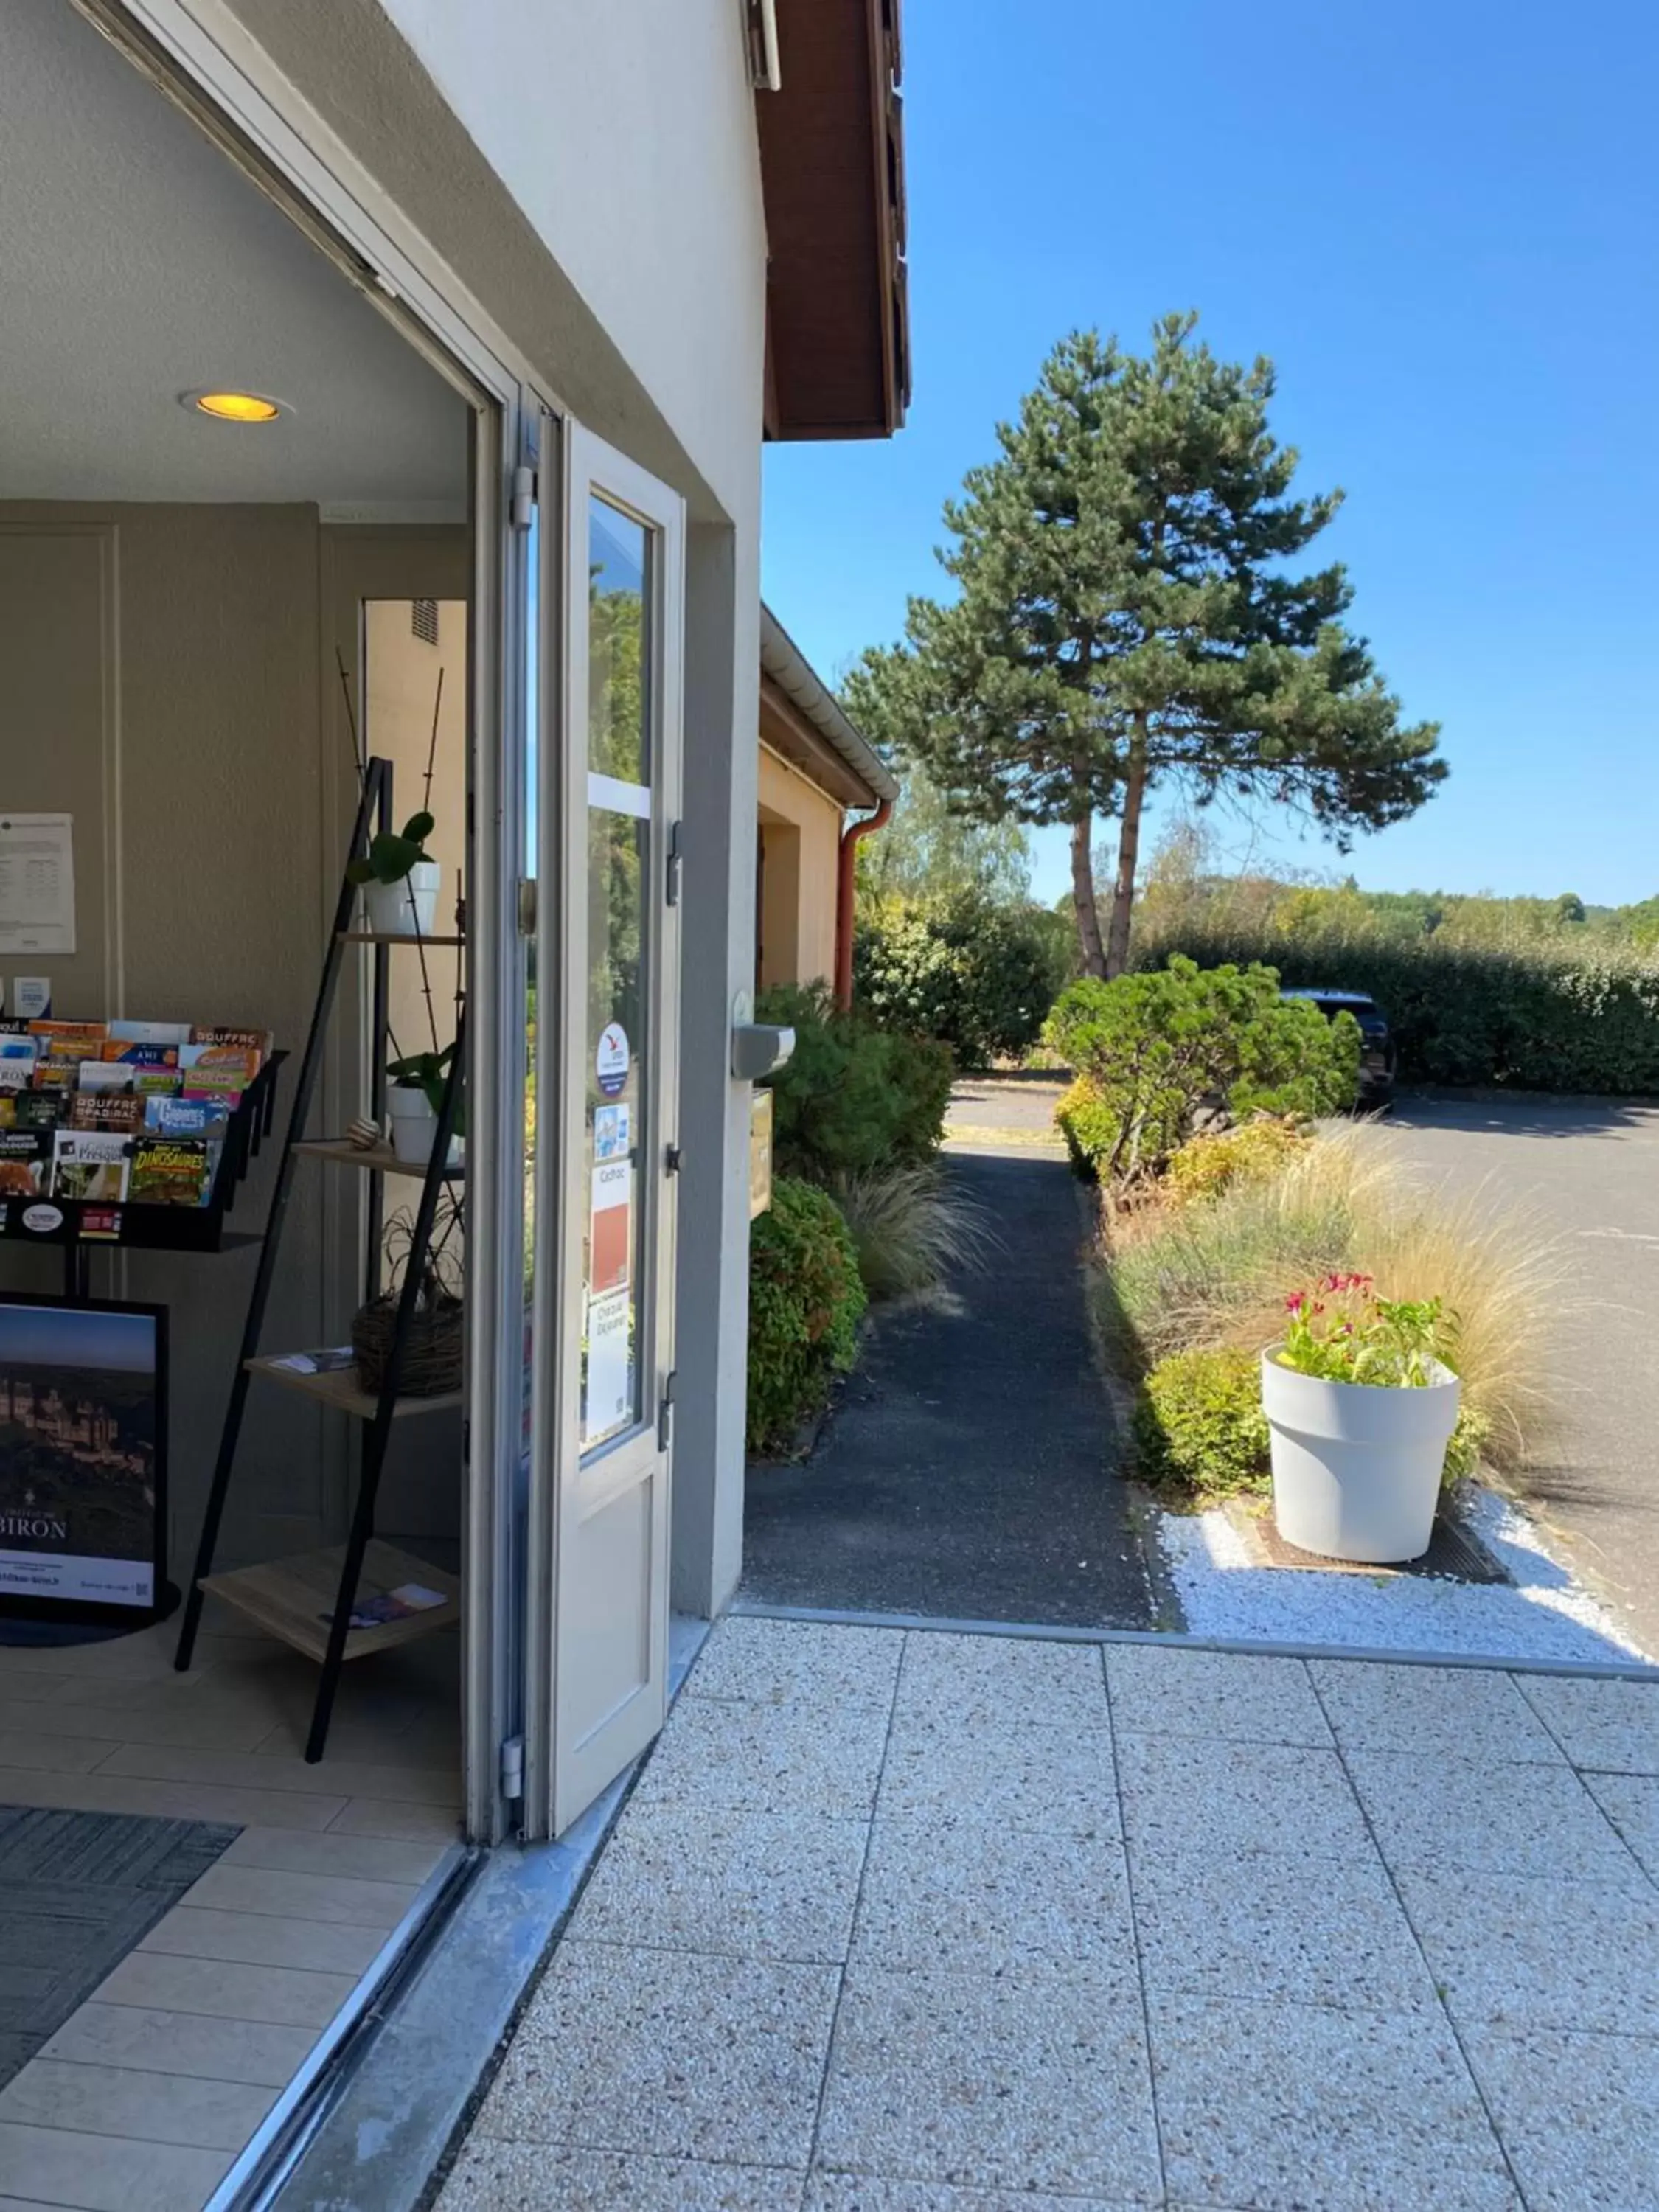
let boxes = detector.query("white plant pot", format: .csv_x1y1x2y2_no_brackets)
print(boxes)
386,1085,438,1165
364,860,441,940
1262,1350,1461,1565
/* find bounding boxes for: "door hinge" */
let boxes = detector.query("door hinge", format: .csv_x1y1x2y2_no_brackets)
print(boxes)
657,1371,677,1453
665,1143,683,1175
665,819,683,907
499,1734,525,1800
517,877,538,937
510,464,535,531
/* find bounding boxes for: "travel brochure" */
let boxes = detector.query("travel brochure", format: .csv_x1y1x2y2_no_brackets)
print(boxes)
0,1018,272,1208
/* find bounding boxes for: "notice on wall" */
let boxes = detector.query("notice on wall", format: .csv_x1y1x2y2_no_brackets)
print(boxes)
583,1287,632,1448
0,815,76,957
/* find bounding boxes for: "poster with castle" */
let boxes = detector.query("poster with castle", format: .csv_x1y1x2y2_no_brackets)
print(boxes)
0,1295,165,1615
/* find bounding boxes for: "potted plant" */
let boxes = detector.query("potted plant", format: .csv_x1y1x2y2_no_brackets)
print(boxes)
1262,1273,1461,1563
347,810,440,939
352,1203,463,1397
385,1044,462,1166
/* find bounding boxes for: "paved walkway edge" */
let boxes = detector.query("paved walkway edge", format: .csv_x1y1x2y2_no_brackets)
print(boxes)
731,1599,1659,1680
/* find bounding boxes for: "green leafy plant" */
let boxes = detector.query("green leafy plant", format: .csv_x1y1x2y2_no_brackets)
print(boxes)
829,1164,998,1301
1133,1348,1270,1495
347,810,435,888
1277,1273,1455,1388
1045,956,1357,1183
1164,1119,1310,1207
756,982,953,1183
853,891,1073,1068
387,1043,465,1134
746,1177,867,1453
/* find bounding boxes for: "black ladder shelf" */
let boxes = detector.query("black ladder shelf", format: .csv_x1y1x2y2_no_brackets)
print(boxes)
174,756,465,1762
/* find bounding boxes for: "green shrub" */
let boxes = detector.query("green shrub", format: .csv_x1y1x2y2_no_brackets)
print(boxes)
1054,1075,1117,1179
829,1164,995,1300
854,891,1074,1068
746,1177,868,1453
1133,1348,1270,1495
1043,957,1357,1183
1164,1119,1311,1207
1135,914,1659,1094
757,982,953,1182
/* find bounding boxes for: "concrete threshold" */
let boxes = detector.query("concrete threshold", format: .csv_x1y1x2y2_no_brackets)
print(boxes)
730,1596,1659,1683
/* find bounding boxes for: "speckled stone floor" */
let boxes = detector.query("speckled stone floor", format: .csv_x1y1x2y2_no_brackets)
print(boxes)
438,1617,1659,2212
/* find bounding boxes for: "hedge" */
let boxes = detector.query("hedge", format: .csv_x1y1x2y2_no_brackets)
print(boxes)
746,1176,867,1453
756,981,953,1182
853,891,1074,1068
1134,921,1659,1093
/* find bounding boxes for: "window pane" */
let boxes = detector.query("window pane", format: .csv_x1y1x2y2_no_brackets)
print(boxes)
581,807,647,1450
587,496,650,784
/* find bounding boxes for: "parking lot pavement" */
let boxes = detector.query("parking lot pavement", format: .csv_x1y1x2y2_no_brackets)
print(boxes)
1387,1094,1659,1657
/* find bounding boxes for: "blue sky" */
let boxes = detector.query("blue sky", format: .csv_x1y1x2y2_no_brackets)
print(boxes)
762,0,1659,909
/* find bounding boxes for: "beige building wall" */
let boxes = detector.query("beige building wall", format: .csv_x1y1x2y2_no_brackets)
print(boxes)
757,747,841,992
0,503,465,1578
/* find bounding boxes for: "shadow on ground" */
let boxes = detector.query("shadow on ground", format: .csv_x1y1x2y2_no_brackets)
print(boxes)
742,1150,1152,1630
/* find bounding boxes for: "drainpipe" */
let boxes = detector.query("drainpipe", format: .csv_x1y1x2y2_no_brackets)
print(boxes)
834,799,893,1010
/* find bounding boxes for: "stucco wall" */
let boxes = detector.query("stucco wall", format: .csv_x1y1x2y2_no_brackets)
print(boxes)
757,748,842,992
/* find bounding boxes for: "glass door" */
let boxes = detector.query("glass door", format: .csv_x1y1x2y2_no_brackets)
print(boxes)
532,425,684,1835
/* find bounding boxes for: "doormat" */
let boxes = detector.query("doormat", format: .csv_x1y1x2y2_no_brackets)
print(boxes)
1221,1500,1511,1585
0,1804,240,2092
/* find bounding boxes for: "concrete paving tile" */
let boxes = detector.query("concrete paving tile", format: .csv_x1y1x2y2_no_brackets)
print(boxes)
1114,1733,1369,1861
1582,1771,1659,1885
476,1941,838,2168
688,1618,903,1711
1308,1660,1566,1763
851,1812,1135,1983
178,1861,422,1929
1129,1844,1437,2014
1149,1991,1518,2211
38,2002,319,2087
218,1825,449,1885
0,2121,233,2211
439,2142,807,2210
94,1948,357,2029
805,2180,1148,2211
570,1804,869,1964
1395,1865,1659,2034
139,1905,388,1975
876,1713,1116,1834
815,1966,1161,2199
1460,2022,1659,2211
0,2056,275,2151
324,1797,463,1842
1105,1644,1332,1748
1515,1674,1659,1775
895,1634,1109,1731
1343,1746,1646,1885
629,1693,890,1821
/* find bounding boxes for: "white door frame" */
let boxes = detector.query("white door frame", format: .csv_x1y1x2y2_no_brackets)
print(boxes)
524,425,685,1838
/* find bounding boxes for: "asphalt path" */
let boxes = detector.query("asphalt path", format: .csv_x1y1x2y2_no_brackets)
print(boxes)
1385,1093,1659,1656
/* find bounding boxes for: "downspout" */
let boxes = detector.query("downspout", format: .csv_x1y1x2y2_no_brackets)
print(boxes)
835,799,894,1010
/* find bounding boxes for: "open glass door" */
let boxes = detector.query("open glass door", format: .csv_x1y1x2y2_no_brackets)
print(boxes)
535,425,684,1834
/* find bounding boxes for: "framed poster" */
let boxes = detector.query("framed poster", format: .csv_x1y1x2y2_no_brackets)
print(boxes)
0,1293,170,1624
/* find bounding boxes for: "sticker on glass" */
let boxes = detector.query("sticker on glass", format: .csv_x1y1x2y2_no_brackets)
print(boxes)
583,1287,632,1445
594,1102,631,1161
595,1021,630,1099
590,1158,632,1294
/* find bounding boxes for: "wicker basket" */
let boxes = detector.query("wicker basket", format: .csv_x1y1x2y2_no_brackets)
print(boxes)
351,1292,464,1397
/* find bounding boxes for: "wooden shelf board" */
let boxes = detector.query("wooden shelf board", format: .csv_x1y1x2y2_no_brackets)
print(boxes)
245,1352,462,1419
198,1540,459,1664
293,1138,463,1181
339,931,465,947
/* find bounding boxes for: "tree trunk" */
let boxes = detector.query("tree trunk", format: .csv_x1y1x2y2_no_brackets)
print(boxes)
1106,721,1150,978
1070,808,1107,979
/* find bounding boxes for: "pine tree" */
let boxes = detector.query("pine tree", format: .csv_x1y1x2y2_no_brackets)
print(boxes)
869,313,1445,975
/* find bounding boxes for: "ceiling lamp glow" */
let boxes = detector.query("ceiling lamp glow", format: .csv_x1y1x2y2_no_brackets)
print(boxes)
189,390,283,424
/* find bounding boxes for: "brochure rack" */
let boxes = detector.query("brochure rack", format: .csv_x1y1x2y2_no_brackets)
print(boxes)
174,756,465,1761
0,1057,288,1295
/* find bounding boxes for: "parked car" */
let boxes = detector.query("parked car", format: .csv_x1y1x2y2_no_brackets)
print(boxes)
1282,988,1397,1110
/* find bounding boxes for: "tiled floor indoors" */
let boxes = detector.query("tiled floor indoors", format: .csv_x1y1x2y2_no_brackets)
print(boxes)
440,1616,1659,2212
0,1604,462,2206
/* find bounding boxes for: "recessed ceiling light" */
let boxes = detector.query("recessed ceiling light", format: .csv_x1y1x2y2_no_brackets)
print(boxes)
185,389,285,424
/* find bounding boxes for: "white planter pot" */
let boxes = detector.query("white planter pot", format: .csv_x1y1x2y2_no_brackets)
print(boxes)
386,1085,438,1165
364,860,440,940
1262,1350,1461,1565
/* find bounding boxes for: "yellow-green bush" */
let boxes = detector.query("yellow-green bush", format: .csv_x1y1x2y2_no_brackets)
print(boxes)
1054,1075,1118,1179
1164,1118,1311,1207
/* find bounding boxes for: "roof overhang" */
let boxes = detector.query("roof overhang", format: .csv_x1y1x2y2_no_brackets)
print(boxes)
757,0,909,440
760,606,899,808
